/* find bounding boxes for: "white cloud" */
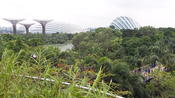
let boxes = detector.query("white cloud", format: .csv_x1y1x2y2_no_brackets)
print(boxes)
0,0,175,28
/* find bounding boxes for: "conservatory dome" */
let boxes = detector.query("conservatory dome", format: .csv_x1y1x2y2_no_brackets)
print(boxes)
110,16,140,30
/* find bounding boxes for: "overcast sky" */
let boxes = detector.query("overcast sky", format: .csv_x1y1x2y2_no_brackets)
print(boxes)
0,0,174,28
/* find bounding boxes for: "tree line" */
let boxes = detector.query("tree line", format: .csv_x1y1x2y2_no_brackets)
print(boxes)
0,27,175,97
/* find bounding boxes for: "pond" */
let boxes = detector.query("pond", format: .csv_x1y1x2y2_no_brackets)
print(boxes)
57,43,74,52
46,43,74,52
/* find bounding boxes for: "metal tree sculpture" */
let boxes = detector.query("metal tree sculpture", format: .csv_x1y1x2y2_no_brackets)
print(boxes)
20,23,34,34
34,19,52,34
4,19,24,34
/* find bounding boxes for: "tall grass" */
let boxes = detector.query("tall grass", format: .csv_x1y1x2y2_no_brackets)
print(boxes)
0,49,122,98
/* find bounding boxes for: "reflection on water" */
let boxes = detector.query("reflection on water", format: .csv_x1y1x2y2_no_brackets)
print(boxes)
57,43,74,52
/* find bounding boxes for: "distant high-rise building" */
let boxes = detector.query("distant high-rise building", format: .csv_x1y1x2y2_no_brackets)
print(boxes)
0,27,12,34
110,16,140,30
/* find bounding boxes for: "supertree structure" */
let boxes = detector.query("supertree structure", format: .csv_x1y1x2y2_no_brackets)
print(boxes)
34,19,52,34
20,23,34,34
4,19,24,34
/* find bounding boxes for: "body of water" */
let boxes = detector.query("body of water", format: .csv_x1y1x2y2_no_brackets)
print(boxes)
57,43,74,51
45,42,74,52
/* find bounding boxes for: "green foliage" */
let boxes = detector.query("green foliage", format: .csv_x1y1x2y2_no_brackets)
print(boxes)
1,26,175,98
98,57,112,72
27,38,44,46
0,50,115,98
72,27,175,97
5,39,28,52
0,34,15,41
83,55,98,67
146,70,175,97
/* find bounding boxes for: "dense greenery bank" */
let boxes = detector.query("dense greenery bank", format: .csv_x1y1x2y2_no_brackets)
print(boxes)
0,27,175,98
72,27,175,97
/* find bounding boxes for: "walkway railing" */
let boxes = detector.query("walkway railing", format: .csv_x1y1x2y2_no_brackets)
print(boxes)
16,75,124,98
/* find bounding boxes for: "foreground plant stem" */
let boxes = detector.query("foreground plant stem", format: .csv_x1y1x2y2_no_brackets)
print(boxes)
16,75,124,98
